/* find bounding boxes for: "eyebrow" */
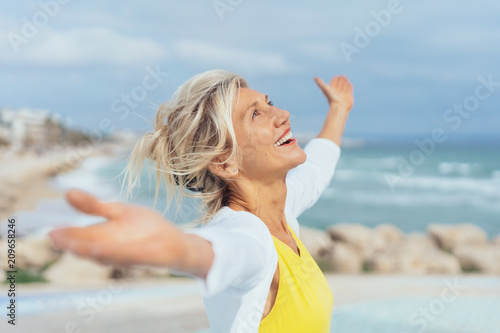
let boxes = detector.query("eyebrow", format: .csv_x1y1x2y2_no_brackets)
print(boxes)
241,94,268,120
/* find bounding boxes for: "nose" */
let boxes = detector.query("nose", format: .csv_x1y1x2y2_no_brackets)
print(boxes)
274,107,290,128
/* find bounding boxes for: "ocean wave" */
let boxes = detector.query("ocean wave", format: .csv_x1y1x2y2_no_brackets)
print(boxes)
389,175,500,197
342,156,402,170
321,188,500,211
334,169,500,198
51,156,121,200
438,162,482,176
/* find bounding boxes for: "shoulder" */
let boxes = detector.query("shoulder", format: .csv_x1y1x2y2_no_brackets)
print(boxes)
181,206,277,298
303,137,342,155
187,206,274,249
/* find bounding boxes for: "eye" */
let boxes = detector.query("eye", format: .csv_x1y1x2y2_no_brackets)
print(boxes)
268,100,273,106
252,110,259,118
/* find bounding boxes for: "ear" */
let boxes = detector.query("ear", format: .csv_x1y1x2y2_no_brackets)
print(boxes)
208,155,238,180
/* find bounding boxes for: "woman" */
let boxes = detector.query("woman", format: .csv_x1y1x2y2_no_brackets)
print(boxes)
49,70,353,332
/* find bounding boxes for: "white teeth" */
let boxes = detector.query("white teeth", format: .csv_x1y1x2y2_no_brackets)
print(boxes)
274,131,293,146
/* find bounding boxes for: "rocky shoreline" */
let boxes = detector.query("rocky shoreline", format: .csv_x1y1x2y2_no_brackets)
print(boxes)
1,222,499,286
1,135,498,283
301,223,500,275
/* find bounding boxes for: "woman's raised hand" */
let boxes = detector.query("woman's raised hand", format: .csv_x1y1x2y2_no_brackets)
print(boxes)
49,189,188,268
314,75,354,112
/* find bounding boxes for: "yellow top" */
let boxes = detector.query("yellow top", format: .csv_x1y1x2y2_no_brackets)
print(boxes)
259,224,334,332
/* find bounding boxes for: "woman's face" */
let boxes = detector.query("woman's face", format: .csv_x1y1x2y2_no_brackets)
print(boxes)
231,87,307,181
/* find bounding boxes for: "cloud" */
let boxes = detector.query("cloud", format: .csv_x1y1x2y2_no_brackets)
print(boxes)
297,41,346,65
1,27,167,66
172,39,294,75
358,57,483,84
426,25,500,52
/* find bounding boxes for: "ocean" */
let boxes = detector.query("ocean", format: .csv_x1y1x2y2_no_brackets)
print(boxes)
60,137,500,238
2,137,499,333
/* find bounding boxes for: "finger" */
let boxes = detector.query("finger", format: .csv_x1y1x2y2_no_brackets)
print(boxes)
333,76,347,90
59,237,143,266
341,76,349,88
343,77,353,91
66,189,124,219
49,227,86,252
50,226,104,250
314,77,330,96
329,76,342,90
49,228,128,263
341,76,353,90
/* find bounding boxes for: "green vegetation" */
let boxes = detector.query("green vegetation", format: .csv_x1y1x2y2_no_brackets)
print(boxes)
461,266,481,273
362,261,374,273
2,268,47,284
2,260,59,284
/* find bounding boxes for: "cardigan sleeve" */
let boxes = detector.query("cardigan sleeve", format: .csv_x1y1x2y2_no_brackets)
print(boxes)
285,138,342,219
174,211,274,298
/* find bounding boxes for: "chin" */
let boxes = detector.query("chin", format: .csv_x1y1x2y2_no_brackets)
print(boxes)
297,151,307,165
288,148,307,168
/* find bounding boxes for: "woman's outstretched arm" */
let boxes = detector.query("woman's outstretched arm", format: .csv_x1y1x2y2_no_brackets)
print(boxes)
49,189,214,279
314,75,354,146
284,75,353,219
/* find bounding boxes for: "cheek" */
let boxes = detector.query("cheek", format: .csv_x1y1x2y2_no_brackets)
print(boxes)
237,128,274,161
242,130,273,148
258,131,273,144
240,132,273,162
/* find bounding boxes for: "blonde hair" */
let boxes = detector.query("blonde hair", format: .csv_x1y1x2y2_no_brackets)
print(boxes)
121,69,248,227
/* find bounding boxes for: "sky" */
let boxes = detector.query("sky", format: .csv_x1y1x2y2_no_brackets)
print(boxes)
1,0,499,145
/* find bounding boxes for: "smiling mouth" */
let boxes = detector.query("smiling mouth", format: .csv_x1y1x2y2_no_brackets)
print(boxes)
274,131,296,147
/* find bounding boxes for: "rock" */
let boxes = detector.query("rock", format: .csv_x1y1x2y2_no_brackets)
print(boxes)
395,247,429,275
423,250,462,274
372,235,430,274
428,223,488,252
370,233,461,274
115,266,170,279
374,224,404,247
369,253,397,273
328,242,363,273
298,226,333,263
405,232,436,249
0,239,8,271
0,236,60,271
453,244,500,274
43,252,114,284
327,223,385,261
16,235,61,270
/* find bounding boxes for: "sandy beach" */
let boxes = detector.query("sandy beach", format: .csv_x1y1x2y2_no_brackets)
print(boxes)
2,273,499,333
0,139,135,234
0,153,72,221
0,144,112,221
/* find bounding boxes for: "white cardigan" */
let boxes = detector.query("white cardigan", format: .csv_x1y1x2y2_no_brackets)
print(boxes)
175,138,342,333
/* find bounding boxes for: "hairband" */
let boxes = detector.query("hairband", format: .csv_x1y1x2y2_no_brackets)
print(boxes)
173,174,204,192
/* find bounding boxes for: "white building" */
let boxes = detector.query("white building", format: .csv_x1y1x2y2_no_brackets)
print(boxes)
0,108,62,153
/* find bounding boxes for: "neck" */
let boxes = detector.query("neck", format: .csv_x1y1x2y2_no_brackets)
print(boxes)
226,175,288,234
